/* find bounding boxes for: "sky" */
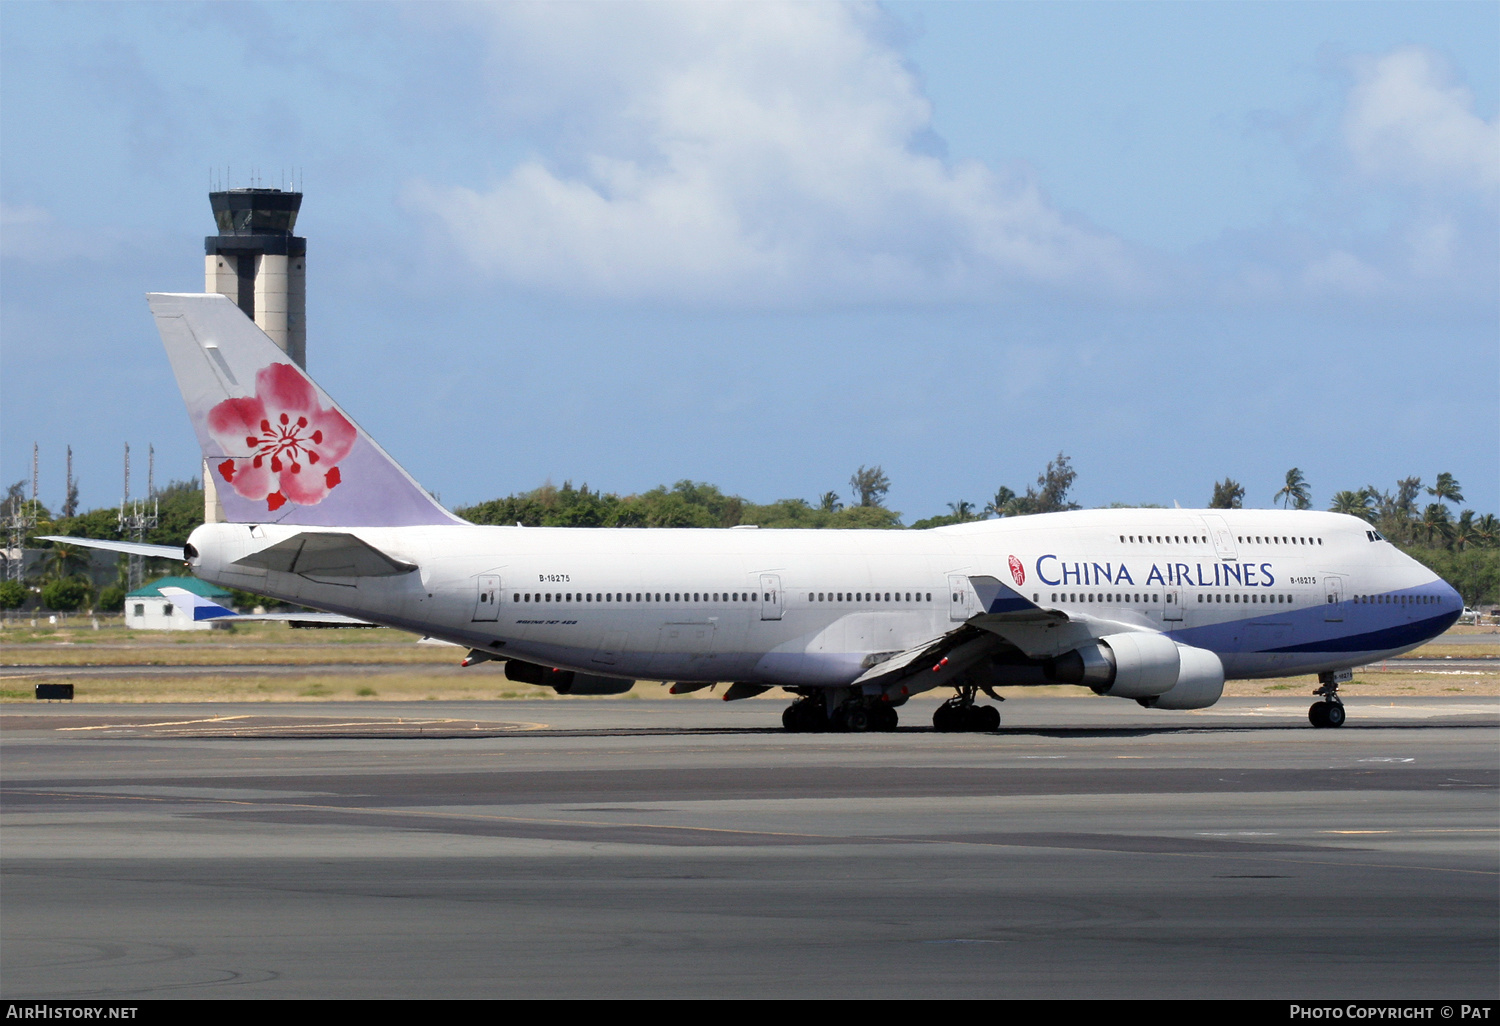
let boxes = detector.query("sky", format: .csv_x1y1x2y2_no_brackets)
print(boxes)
2,1,1496,522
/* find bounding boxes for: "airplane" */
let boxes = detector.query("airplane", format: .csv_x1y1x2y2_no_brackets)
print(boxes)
45,293,1464,732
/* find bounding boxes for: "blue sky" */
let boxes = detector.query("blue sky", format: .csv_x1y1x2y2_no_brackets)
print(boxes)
2,1,1495,520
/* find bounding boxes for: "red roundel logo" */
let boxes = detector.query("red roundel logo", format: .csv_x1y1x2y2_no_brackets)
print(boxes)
1009,555,1025,587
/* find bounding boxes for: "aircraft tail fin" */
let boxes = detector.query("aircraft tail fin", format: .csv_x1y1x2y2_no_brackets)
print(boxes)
148,293,461,528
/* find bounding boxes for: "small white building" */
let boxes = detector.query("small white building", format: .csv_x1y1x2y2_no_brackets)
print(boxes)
125,577,234,631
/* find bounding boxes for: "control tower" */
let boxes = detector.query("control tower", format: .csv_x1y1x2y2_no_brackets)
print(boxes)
204,188,305,367
202,187,306,523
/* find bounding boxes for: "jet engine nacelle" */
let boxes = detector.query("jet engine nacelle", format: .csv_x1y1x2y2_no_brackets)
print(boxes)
1048,633,1224,708
1139,644,1224,710
504,659,634,696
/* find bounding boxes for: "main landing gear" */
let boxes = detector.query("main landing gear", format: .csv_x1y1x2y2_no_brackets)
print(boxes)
933,688,1001,732
782,695,899,733
1309,669,1350,728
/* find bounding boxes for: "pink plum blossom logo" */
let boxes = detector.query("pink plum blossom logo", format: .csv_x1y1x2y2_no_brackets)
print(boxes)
206,364,356,512
1008,555,1026,587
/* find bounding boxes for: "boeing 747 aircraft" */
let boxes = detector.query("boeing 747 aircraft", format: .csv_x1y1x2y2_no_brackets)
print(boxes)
47,294,1463,732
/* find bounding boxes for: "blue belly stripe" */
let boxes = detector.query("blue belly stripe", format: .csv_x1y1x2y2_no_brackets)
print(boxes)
1265,609,1459,654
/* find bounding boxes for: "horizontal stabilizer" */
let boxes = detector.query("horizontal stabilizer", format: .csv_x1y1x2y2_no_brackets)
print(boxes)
37,536,184,560
158,586,234,621
233,532,416,578
157,586,375,626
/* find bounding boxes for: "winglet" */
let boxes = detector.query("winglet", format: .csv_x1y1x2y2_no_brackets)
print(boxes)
968,575,1041,615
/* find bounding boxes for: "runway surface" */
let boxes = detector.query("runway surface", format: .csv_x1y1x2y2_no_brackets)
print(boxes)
2,696,1496,999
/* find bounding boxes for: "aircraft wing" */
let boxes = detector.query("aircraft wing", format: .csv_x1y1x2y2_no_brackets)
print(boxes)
37,536,184,560
234,532,416,577
851,575,1150,690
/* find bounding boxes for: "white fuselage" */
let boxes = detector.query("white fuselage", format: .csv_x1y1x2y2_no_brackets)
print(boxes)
187,508,1461,689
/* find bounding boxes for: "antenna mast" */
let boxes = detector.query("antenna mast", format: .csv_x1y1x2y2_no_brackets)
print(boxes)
5,444,39,585
117,443,159,591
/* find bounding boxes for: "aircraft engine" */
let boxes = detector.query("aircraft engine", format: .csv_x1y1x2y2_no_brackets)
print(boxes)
1138,644,1224,710
1048,632,1181,699
503,659,634,695
1048,635,1225,708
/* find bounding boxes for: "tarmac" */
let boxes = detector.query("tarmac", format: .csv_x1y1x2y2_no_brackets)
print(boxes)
2,695,1496,999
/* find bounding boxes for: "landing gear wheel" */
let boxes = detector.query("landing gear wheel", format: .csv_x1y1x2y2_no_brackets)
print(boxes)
783,698,829,733
1311,670,1350,729
874,704,899,732
935,697,999,732
1308,701,1345,728
843,706,871,732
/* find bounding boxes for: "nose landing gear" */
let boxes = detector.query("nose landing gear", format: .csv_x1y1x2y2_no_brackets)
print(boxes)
1309,669,1350,728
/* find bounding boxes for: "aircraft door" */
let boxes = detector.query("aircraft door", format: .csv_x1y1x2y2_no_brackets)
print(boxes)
949,575,973,622
759,575,784,621
472,574,501,622
1323,576,1345,622
1162,588,1184,621
1200,514,1238,561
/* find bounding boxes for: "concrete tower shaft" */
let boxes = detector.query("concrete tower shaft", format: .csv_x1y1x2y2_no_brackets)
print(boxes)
204,188,306,368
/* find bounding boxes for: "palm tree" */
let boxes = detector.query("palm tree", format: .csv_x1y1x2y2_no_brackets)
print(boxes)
1428,472,1464,507
43,542,91,582
947,500,978,523
1275,468,1310,510
1452,510,1477,550
984,487,1016,518
818,491,843,513
1418,503,1454,546
1474,514,1500,549
1330,490,1376,522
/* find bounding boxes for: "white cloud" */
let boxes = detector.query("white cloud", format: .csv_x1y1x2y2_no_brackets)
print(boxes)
0,203,94,263
1301,250,1387,298
1344,46,1499,199
408,3,1133,306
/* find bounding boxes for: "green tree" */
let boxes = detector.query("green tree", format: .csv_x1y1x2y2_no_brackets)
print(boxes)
1330,490,1376,522
40,578,90,612
1275,468,1310,510
818,491,843,513
44,541,91,581
984,486,1016,518
1428,472,1464,507
1452,510,1478,551
96,584,127,612
849,465,890,508
1394,477,1423,516
1418,503,1454,546
0,579,26,609
1209,479,1244,509
1031,452,1080,513
1475,514,1500,549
